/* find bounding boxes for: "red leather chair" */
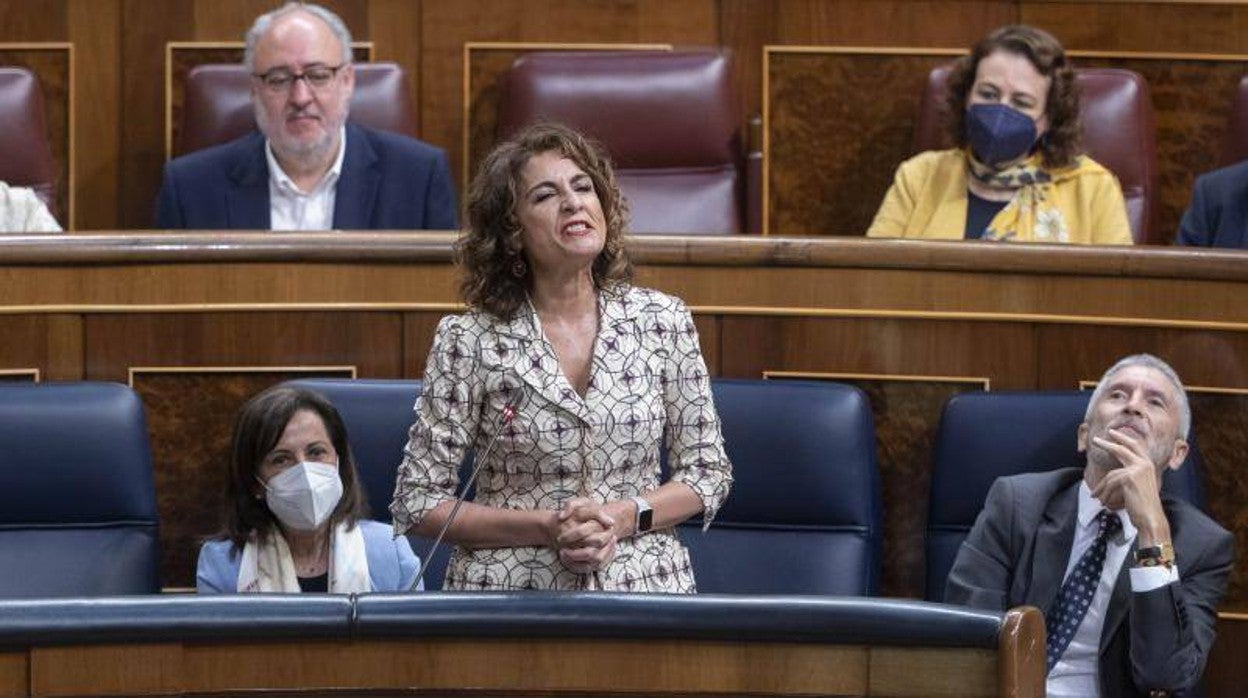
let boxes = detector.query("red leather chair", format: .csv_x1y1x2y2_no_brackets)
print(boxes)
497,50,757,235
175,62,416,157
914,66,1158,244
0,67,57,215
1217,74,1248,167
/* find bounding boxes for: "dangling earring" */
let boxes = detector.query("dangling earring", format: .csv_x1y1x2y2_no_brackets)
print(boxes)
511,256,527,279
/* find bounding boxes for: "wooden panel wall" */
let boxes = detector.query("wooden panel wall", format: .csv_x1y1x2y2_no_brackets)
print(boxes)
765,50,957,236
6,1,1248,231
722,0,1015,136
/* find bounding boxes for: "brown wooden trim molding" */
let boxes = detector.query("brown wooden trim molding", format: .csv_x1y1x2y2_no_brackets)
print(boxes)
1079,381,1248,395
127,365,358,388
998,606,1046,698
2,234,1245,280
764,370,992,389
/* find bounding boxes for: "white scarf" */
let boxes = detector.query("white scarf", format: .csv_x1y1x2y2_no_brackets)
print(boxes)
237,520,370,593
0,182,61,233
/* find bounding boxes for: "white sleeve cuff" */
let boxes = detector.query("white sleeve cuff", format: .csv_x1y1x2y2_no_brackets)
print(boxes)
1130,564,1180,592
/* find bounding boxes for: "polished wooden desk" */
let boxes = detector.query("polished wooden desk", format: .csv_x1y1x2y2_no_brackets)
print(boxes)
0,594,1044,697
0,233,1242,693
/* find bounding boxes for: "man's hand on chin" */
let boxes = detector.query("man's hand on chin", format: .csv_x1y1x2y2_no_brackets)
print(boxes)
1089,428,1171,545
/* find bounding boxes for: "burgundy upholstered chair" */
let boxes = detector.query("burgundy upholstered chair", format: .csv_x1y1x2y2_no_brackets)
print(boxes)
913,65,1159,244
1217,74,1248,167
497,50,757,234
0,67,58,216
175,62,416,157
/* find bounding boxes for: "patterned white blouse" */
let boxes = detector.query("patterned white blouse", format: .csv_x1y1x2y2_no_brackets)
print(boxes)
391,285,733,592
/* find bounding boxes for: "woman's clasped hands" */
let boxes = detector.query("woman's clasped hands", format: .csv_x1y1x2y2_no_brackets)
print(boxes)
549,497,632,573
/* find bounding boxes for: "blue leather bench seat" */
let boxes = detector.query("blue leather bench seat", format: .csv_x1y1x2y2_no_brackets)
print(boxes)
0,594,352,645
0,593,1006,649
289,377,882,596
680,379,881,595
0,382,160,596
353,592,1003,646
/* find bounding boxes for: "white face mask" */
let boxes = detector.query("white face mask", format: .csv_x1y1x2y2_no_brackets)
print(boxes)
262,461,343,532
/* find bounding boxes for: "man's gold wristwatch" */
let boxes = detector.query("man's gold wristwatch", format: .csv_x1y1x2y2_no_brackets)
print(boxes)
1133,542,1175,568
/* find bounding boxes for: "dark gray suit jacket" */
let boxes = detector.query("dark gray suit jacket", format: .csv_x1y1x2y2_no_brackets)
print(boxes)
946,467,1233,697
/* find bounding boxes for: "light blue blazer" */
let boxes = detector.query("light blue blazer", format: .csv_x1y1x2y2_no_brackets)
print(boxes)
196,519,422,593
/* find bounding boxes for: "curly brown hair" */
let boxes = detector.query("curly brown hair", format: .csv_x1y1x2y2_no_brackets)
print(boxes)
944,25,1082,169
216,385,369,552
458,122,633,321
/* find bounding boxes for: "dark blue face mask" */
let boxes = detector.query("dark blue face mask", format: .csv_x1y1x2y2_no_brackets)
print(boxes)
965,103,1038,167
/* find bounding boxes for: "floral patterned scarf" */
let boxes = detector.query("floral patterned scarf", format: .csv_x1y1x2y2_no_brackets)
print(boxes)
966,149,1092,242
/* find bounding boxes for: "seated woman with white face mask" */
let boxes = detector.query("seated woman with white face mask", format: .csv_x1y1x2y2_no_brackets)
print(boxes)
867,25,1132,244
197,386,421,593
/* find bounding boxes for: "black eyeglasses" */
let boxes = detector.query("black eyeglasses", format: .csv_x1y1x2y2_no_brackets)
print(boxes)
252,64,346,93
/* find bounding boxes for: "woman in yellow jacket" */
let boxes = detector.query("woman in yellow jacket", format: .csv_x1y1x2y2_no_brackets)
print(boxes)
867,25,1132,245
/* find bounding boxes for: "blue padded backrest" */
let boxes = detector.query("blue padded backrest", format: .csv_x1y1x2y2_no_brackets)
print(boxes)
925,390,1206,602
0,382,160,596
679,379,882,595
291,378,883,595
284,379,423,520
283,378,460,589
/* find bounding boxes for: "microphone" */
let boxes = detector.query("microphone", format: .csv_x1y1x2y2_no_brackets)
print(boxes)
408,399,517,591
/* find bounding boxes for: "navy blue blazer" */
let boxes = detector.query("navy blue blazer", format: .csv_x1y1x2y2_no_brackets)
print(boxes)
1176,159,1248,248
155,122,458,230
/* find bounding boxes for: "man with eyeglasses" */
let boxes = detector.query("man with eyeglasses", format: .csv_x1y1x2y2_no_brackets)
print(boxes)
155,2,457,231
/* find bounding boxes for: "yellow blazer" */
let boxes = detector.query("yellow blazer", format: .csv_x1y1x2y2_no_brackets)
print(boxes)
866,149,1133,244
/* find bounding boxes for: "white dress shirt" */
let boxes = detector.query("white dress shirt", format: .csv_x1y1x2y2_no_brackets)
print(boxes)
265,127,346,231
1047,481,1180,697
